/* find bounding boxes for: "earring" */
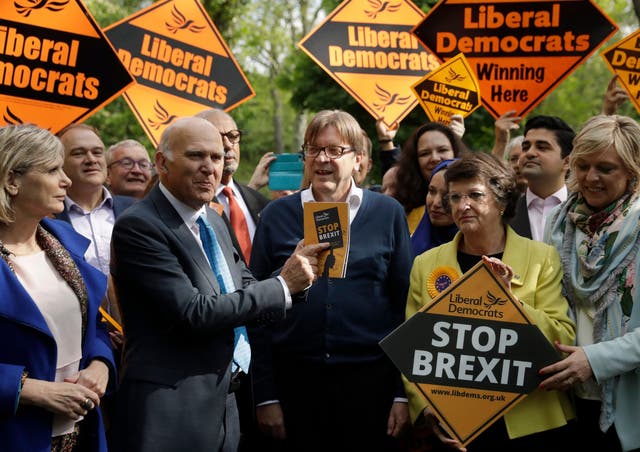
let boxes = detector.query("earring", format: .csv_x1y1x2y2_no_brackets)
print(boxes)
500,209,504,216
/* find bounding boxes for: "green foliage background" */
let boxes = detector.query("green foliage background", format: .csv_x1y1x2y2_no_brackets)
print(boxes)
85,0,639,188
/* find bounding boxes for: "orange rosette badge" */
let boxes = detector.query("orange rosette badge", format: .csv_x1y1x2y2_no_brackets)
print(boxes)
427,266,460,299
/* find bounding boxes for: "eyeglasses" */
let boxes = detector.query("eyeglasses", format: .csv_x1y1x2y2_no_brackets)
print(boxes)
446,191,488,205
301,144,354,160
220,130,242,144
108,157,153,171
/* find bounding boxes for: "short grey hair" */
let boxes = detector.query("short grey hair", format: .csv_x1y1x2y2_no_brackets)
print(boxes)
504,135,524,160
106,139,149,164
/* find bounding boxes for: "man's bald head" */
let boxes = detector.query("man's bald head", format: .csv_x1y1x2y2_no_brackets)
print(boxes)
155,117,224,209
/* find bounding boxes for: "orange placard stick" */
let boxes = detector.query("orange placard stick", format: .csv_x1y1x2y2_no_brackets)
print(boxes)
99,306,123,334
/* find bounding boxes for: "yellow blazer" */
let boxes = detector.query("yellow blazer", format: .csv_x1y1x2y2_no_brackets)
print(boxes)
407,205,425,236
405,226,575,439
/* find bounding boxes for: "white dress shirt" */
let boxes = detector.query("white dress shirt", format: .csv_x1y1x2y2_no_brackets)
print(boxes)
526,185,567,242
215,179,257,240
300,179,363,224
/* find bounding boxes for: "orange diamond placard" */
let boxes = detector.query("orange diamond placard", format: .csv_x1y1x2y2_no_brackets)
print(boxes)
412,52,481,124
602,29,640,116
412,0,618,120
299,0,440,128
0,0,134,133
105,0,254,146
380,261,561,446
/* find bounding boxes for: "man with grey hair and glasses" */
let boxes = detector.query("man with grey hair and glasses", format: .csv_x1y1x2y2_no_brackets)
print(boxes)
106,139,154,199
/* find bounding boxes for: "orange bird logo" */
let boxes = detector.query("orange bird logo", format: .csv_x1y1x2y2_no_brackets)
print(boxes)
364,0,401,19
372,84,411,113
14,0,70,17
165,5,206,34
148,101,177,131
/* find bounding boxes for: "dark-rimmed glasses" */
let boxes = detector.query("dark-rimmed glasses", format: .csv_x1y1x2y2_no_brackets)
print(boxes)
301,144,354,160
220,130,242,144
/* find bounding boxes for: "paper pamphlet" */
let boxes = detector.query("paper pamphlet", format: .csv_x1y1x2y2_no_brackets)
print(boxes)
303,202,350,278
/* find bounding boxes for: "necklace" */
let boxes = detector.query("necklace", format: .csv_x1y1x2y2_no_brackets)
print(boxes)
0,239,15,272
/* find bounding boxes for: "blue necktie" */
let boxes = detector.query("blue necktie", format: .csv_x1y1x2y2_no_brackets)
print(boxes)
196,215,251,373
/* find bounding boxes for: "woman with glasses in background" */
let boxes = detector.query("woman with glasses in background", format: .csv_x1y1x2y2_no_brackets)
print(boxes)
249,110,413,451
404,152,575,452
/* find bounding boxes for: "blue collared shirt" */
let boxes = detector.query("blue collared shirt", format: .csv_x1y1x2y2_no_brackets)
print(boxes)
65,187,114,275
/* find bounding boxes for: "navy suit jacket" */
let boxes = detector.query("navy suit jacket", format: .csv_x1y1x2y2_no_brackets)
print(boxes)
235,182,269,224
216,181,269,227
216,182,269,263
110,185,286,452
509,194,533,239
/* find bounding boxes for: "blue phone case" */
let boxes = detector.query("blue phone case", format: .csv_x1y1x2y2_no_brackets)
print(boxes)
269,153,304,191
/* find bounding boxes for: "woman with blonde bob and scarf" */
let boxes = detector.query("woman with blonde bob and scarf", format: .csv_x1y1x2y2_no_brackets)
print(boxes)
0,124,115,451
541,114,640,452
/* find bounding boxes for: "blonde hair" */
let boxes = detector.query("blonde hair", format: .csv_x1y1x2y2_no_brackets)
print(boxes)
567,115,640,193
0,124,64,224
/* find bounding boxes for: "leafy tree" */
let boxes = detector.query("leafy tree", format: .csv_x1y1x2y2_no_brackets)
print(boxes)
529,0,640,130
84,0,151,150
287,0,640,178
83,0,252,153
85,0,640,184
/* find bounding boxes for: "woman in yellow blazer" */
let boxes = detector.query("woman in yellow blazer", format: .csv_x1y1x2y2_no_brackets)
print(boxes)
405,152,575,452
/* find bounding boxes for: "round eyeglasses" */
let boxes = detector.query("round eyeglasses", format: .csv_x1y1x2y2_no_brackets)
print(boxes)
446,191,488,205
108,157,153,171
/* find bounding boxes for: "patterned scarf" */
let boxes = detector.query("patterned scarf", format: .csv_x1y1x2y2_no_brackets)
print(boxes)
0,225,88,336
566,192,637,317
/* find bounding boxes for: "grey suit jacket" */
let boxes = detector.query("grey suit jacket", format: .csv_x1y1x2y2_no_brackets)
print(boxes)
110,185,286,452
509,194,533,239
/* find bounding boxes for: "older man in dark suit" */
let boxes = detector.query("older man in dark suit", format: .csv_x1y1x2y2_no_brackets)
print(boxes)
110,116,324,452
195,109,272,451
195,109,269,264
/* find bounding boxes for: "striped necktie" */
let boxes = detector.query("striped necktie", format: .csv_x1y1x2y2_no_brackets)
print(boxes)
196,215,251,373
